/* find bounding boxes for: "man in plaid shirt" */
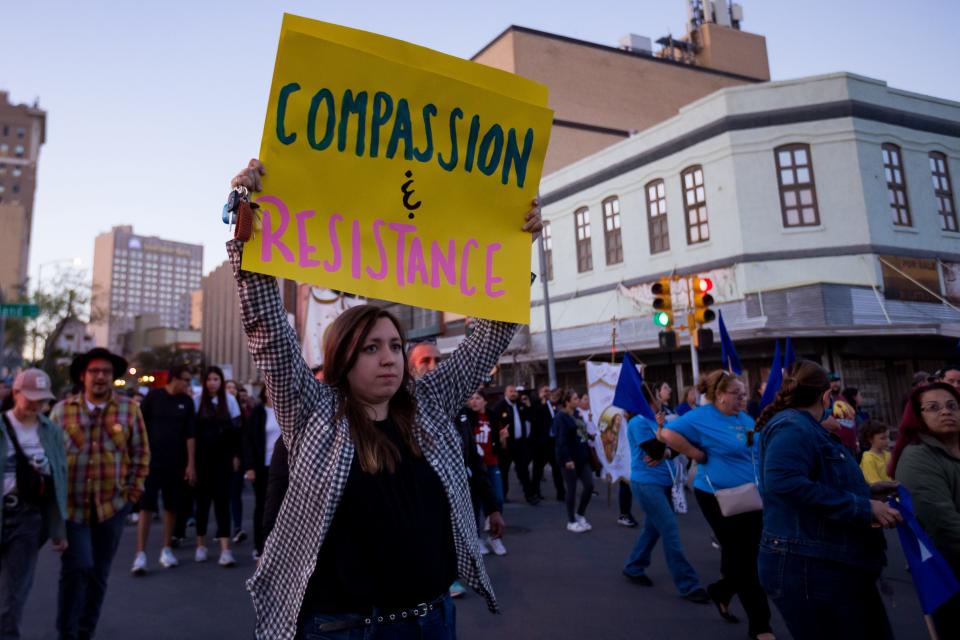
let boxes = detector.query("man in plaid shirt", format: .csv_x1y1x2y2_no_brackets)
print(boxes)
50,347,150,640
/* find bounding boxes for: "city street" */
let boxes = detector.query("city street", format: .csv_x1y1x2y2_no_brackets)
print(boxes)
22,484,928,639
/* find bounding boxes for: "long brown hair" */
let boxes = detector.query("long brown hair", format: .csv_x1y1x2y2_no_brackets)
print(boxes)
323,305,420,474
199,366,229,420
749,360,829,445
697,370,742,404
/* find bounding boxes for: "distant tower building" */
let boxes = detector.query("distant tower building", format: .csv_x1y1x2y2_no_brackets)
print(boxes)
0,90,46,302
90,225,203,354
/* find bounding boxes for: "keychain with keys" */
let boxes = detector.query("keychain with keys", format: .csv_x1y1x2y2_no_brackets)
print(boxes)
222,186,258,242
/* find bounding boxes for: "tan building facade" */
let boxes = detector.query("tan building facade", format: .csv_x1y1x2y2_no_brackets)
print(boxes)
473,24,769,174
0,91,46,301
91,225,203,354
201,261,257,384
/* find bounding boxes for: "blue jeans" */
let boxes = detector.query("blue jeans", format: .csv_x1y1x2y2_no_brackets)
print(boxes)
623,482,702,596
0,503,44,639
299,594,456,640
485,465,504,513
758,548,893,640
57,504,130,640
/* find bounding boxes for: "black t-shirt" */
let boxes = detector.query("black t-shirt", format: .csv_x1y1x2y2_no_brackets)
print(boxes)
141,388,195,470
303,417,456,614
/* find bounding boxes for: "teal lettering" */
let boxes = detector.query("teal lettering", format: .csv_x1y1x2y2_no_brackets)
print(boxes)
307,89,336,151
386,99,414,160
275,82,300,145
413,104,437,162
477,124,504,177
370,92,394,157
503,128,534,188
337,90,368,156
463,115,481,172
438,108,463,171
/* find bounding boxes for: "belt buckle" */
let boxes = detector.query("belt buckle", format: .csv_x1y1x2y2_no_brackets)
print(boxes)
413,603,429,618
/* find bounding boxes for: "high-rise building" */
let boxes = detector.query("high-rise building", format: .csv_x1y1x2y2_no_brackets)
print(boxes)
91,225,203,354
0,90,46,302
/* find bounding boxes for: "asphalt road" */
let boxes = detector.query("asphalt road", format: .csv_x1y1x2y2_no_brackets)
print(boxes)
22,483,929,639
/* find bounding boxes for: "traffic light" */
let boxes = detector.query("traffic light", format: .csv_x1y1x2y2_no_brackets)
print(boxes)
692,276,715,326
651,277,673,328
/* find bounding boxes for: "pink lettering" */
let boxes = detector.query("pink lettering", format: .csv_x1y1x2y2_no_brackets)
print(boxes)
323,213,343,273
295,209,322,268
257,195,295,263
388,222,417,287
351,219,362,279
484,243,505,298
430,240,456,288
460,239,479,296
366,219,388,280
406,237,429,285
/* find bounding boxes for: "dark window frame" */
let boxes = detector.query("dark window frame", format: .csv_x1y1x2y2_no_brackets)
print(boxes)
681,165,709,245
930,151,958,232
774,143,821,227
645,179,670,254
601,196,623,265
574,206,593,273
882,143,912,226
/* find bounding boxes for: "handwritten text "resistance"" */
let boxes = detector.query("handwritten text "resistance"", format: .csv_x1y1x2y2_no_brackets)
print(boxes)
274,84,536,189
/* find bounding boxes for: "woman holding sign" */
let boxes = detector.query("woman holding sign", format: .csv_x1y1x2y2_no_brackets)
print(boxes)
228,160,540,640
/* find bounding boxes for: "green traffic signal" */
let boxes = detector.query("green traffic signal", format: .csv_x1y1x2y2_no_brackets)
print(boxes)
653,311,671,327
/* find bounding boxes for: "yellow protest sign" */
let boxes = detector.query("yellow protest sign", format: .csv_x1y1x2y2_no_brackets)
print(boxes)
241,15,553,324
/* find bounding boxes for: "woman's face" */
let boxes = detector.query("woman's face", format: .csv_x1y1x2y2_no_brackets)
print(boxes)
658,384,672,402
716,380,746,415
467,392,486,413
685,388,697,404
564,393,579,412
347,317,404,408
205,372,222,396
919,389,960,437
225,381,238,396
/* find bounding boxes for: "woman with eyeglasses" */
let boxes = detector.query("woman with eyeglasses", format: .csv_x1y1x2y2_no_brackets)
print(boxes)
891,382,960,638
660,370,773,640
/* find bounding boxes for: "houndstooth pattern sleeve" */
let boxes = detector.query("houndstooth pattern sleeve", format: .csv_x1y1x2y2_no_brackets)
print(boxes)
418,319,519,420
226,240,330,450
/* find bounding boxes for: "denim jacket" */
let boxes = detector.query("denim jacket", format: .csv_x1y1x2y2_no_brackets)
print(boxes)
759,408,884,572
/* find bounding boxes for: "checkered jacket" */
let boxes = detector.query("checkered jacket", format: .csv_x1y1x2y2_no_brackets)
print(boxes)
227,240,517,640
49,394,150,524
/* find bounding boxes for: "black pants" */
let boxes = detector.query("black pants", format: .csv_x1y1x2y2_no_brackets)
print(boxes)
933,591,960,639
532,436,565,500
695,489,772,637
499,438,534,501
252,464,269,554
173,481,194,539
619,481,634,516
195,454,233,539
562,465,594,523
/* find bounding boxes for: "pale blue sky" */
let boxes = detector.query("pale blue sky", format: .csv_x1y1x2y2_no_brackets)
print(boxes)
4,0,959,284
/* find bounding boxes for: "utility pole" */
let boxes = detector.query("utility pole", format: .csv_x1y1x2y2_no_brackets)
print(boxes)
537,235,557,388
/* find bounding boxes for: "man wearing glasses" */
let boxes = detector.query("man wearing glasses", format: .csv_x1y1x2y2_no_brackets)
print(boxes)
130,365,197,575
51,347,151,640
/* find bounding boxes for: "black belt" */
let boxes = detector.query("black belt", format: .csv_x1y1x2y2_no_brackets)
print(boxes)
315,594,447,633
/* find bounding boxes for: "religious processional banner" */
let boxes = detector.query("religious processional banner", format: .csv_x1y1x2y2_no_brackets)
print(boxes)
585,362,631,483
241,14,554,323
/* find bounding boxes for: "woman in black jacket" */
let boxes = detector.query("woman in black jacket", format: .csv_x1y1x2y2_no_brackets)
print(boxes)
554,388,594,533
244,386,282,558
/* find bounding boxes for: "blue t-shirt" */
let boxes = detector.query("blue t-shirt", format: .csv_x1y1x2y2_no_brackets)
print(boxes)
628,416,673,487
669,404,757,493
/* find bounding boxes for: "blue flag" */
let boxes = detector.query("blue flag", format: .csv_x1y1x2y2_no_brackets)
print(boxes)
890,485,960,614
759,342,783,409
784,336,796,369
718,310,742,374
612,353,656,420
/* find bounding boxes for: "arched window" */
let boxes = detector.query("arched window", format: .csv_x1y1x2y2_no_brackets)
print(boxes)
775,144,820,227
930,152,957,232
681,166,709,244
645,180,670,254
574,207,593,272
602,197,623,265
882,144,911,226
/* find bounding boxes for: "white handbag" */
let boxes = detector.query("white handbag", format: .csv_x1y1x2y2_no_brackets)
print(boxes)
667,458,688,514
704,449,762,517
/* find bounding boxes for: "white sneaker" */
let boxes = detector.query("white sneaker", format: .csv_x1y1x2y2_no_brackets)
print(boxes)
127,512,140,524
195,546,208,563
159,547,178,568
566,521,589,533
489,537,507,556
218,549,236,567
131,551,147,575
478,537,491,555
576,515,593,531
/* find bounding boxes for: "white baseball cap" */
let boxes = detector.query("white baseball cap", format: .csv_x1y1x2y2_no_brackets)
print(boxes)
13,368,56,402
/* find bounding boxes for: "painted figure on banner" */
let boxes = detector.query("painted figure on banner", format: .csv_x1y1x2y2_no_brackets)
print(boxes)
585,362,631,483
296,285,365,368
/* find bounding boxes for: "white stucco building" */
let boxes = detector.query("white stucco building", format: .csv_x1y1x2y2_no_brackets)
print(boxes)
510,72,960,424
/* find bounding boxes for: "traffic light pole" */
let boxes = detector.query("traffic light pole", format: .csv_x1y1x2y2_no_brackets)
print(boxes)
690,336,700,385
538,235,558,388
